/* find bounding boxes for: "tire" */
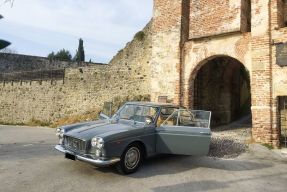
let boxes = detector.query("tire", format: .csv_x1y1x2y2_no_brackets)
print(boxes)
116,143,143,174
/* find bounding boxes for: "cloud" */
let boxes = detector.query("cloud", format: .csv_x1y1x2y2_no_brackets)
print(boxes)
0,0,153,62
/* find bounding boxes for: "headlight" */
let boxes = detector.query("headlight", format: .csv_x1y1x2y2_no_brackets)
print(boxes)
56,128,65,138
91,137,104,149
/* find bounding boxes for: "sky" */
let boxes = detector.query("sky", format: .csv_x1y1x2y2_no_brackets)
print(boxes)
0,0,153,63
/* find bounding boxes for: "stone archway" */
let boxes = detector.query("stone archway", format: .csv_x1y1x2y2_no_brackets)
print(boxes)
189,56,251,127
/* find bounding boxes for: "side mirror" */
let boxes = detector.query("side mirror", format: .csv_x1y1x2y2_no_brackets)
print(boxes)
99,112,110,120
145,116,153,125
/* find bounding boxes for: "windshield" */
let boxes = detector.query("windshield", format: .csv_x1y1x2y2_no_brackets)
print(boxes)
118,104,159,123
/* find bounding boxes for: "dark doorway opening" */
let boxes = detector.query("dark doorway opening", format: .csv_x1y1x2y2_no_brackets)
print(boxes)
193,56,251,127
278,96,287,148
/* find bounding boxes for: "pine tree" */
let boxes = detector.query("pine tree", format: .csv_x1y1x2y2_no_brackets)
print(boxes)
47,49,72,61
75,38,85,62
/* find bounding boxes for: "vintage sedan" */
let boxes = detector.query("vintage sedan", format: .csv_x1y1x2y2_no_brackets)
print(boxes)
55,102,211,174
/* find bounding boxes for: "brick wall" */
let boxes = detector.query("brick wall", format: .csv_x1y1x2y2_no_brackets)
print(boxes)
189,0,249,39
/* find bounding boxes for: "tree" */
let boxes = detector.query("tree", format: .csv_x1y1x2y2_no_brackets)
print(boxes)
0,47,17,53
47,49,72,61
0,0,15,50
0,40,10,50
0,15,11,50
1,0,14,7
74,38,85,62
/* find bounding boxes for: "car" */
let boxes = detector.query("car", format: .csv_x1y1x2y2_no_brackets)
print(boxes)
55,102,211,174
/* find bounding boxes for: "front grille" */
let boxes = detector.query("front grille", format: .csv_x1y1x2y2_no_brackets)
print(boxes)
64,136,87,154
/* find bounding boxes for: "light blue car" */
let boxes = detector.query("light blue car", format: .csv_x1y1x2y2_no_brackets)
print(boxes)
55,102,211,174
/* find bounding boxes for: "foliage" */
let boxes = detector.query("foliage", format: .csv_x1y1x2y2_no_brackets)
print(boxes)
74,38,85,62
2,0,14,6
0,118,51,127
0,40,11,50
48,49,72,61
134,31,145,41
262,143,274,150
0,15,11,50
27,118,51,127
52,108,101,127
0,121,25,126
0,47,17,53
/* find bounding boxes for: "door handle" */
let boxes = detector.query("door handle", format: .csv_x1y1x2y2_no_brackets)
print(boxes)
200,132,210,135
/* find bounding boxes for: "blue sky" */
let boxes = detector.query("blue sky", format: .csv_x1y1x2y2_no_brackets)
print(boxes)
0,0,153,63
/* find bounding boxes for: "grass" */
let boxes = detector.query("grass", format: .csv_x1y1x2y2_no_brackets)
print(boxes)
262,143,274,150
26,118,52,127
51,108,101,128
0,121,26,126
0,119,51,127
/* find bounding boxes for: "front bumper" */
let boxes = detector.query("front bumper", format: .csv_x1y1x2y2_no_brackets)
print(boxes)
55,145,120,167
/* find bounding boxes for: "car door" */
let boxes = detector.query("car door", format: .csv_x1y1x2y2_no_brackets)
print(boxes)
156,109,211,156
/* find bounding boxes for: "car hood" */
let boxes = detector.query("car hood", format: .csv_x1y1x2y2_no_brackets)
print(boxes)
64,120,134,141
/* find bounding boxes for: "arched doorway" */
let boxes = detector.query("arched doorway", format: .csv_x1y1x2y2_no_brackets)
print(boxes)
191,56,251,127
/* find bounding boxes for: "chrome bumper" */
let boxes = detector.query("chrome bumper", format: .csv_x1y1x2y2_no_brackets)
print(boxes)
55,145,120,166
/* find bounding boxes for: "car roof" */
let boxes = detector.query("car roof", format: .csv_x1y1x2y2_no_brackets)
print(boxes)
125,101,178,108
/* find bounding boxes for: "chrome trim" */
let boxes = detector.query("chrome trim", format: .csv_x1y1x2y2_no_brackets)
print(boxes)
64,136,86,153
55,145,120,166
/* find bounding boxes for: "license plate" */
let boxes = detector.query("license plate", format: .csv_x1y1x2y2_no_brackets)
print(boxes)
65,153,76,161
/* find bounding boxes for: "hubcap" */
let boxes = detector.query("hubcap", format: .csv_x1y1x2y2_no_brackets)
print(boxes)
124,147,140,169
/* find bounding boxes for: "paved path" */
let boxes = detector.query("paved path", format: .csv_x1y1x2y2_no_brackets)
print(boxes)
0,125,287,192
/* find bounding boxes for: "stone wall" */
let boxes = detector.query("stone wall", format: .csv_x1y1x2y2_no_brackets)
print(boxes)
1,0,287,147
0,53,98,73
150,0,183,103
0,23,152,124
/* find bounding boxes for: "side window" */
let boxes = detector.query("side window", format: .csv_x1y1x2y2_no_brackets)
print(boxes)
178,110,210,128
162,111,179,126
162,109,211,128
157,107,177,127
179,111,196,126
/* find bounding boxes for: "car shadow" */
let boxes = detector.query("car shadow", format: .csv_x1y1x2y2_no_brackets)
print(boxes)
93,154,273,178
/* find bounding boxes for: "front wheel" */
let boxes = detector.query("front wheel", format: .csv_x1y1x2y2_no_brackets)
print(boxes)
116,144,142,174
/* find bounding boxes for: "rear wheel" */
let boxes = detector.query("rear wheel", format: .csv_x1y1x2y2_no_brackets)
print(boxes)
116,143,143,174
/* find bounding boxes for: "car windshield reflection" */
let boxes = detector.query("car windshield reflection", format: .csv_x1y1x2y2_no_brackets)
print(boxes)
117,104,159,123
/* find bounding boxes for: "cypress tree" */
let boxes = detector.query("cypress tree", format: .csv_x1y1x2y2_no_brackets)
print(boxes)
75,38,85,62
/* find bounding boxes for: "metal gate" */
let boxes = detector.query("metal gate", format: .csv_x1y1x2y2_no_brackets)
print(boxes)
279,96,287,147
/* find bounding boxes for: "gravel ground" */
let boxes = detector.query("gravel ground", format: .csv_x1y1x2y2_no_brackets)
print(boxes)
208,116,252,158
